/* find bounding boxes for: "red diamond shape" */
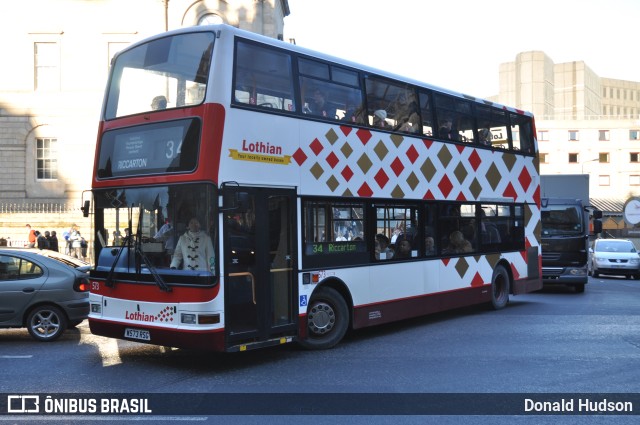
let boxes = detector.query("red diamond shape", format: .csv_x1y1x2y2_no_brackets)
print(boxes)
518,166,532,192
341,165,354,182
510,262,520,280
390,157,404,177
356,128,372,145
310,138,324,156
468,149,481,171
292,148,307,165
340,125,352,136
326,152,339,169
357,182,373,197
503,182,517,200
374,168,389,188
423,190,435,200
471,272,484,287
438,175,454,198
422,139,434,148
406,145,419,164
456,192,467,201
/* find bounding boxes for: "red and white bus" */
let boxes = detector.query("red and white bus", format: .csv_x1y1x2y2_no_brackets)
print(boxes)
88,24,542,352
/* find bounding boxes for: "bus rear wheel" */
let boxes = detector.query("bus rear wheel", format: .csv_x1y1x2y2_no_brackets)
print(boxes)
299,286,348,350
490,265,510,310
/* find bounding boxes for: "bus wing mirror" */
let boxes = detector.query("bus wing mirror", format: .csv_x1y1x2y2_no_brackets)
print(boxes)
592,219,602,235
592,210,603,219
221,191,249,212
81,200,91,217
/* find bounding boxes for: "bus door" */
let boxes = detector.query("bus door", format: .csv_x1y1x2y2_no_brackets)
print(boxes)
223,187,298,347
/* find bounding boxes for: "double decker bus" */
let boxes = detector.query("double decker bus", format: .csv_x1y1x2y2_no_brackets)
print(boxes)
88,24,542,352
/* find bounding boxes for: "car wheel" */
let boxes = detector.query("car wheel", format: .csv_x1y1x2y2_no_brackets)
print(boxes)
26,305,68,342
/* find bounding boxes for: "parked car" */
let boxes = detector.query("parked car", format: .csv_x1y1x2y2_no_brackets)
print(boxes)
0,248,90,341
588,239,640,280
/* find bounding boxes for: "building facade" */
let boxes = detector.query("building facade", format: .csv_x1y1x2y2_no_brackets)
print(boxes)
0,0,289,244
493,51,640,236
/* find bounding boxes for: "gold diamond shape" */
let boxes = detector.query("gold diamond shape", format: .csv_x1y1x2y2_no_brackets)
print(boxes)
374,140,389,161
485,163,501,191
341,141,354,159
469,178,482,200
310,162,324,180
502,152,516,171
438,145,453,168
391,185,405,198
454,162,468,184
420,158,437,181
390,134,404,148
357,153,373,174
406,172,420,191
455,256,469,277
325,128,339,145
342,188,354,197
326,175,340,192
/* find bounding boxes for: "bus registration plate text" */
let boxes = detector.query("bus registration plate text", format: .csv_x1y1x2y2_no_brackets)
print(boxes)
124,328,150,341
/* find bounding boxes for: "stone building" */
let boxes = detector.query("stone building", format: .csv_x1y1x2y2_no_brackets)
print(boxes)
492,51,640,237
0,0,289,244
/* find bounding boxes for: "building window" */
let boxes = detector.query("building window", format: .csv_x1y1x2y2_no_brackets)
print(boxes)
598,130,610,141
34,42,59,91
630,175,640,186
568,153,578,163
198,13,224,25
598,175,610,186
539,153,548,163
568,130,579,141
599,153,609,163
36,138,58,180
631,152,639,163
630,130,640,140
538,130,549,141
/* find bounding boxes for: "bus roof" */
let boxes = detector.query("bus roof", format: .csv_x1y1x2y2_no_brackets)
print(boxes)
119,24,533,118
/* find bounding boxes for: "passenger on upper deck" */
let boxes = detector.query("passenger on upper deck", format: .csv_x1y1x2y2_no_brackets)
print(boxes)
307,88,335,118
373,110,390,129
151,95,167,110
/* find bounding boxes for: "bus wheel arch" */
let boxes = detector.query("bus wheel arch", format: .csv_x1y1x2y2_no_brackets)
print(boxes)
299,279,352,350
490,261,511,310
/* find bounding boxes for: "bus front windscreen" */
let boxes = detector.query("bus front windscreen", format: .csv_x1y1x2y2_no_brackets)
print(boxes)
105,32,215,119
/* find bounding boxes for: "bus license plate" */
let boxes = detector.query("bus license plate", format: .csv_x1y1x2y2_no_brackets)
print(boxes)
124,328,150,341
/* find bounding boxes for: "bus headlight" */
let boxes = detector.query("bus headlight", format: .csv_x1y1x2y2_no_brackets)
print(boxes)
181,313,196,324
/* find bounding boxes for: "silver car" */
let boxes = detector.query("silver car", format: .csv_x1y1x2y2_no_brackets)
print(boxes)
588,239,640,280
0,248,90,341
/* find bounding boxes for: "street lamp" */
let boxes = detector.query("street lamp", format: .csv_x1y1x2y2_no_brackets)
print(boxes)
581,158,599,174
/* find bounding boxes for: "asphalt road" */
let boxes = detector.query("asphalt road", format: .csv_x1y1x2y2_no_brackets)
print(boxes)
1,276,639,424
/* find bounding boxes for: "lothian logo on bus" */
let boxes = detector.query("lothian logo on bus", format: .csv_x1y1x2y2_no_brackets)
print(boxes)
125,306,174,323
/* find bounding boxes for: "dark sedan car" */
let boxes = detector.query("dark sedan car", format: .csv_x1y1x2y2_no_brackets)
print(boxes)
0,248,90,341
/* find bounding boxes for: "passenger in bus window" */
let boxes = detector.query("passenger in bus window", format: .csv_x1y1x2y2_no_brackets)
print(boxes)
395,237,413,259
478,128,492,146
424,236,436,256
375,233,394,260
438,117,456,140
445,230,472,254
151,95,167,110
393,92,420,133
170,218,215,273
307,88,336,118
373,110,390,129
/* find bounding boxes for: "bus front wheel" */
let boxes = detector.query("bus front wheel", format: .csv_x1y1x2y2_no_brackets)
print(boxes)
299,286,349,350
490,265,510,310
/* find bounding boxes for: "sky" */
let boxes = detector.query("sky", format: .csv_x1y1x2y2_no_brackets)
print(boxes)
283,0,639,99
